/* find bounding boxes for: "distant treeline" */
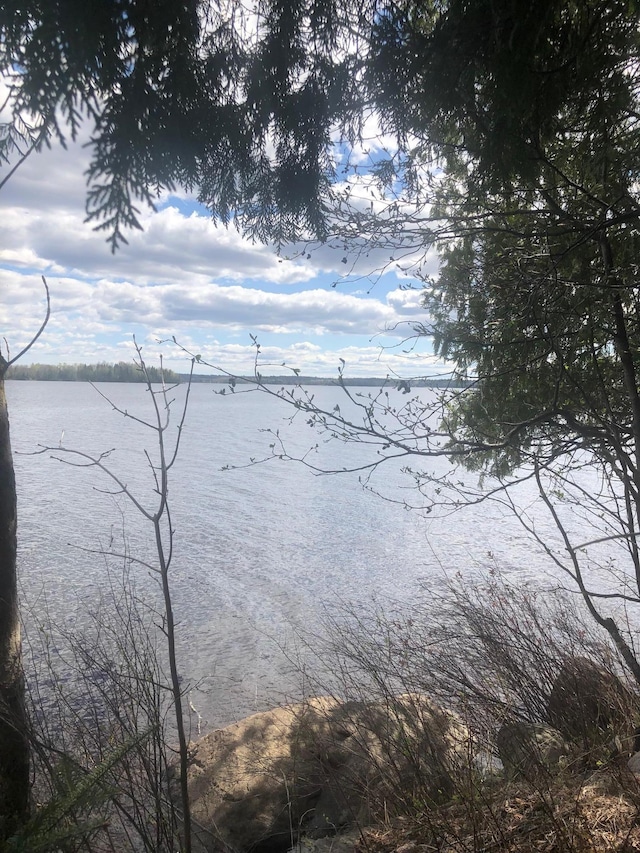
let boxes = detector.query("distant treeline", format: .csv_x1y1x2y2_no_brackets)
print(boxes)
182,373,470,388
7,363,469,389
7,362,181,384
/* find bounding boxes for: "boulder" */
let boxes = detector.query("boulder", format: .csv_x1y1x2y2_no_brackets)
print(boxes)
547,657,636,740
496,721,569,778
187,694,468,853
627,749,640,776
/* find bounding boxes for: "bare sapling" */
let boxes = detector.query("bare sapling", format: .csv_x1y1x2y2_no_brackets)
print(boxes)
35,341,195,852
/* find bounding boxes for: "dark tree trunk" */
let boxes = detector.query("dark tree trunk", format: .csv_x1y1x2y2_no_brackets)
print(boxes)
0,361,29,838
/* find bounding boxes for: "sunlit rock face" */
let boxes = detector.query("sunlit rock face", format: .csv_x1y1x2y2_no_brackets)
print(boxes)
186,694,469,852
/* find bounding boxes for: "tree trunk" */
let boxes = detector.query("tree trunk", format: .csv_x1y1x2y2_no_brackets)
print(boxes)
0,362,29,838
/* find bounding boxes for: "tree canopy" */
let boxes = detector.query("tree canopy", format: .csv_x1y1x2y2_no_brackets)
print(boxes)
0,0,368,247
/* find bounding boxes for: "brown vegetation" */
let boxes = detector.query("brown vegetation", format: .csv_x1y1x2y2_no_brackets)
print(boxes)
270,575,640,853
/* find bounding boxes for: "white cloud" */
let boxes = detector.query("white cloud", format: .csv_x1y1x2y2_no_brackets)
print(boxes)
0,202,317,287
0,122,441,377
0,129,437,289
3,257,432,334
132,337,443,379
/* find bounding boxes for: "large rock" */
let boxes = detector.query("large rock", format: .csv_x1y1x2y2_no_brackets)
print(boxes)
547,657,636,741
187,694,468,852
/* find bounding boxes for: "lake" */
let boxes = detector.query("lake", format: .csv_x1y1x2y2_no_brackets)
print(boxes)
6,379,589,728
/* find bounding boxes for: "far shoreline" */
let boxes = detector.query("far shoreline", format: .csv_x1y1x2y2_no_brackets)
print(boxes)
6,363,470,388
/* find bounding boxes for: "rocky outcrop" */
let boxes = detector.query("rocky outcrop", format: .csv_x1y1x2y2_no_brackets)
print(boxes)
187,694,468,853
491,656,640,782
547,657,636,741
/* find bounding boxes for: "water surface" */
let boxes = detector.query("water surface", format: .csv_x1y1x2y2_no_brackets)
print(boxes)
7,380,577,727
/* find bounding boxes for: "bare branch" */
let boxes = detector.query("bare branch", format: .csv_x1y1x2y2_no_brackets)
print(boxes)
6,277,51,369
0,124,47,194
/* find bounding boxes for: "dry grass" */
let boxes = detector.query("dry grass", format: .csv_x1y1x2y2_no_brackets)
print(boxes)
357,767,640,853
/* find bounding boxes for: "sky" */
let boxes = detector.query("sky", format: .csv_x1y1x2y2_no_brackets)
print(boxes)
0,131,445,379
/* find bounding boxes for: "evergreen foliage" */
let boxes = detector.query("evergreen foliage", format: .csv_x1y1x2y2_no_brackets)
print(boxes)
404,2,640,479
0,0,370,247
3,730,151,853
2,0,640,657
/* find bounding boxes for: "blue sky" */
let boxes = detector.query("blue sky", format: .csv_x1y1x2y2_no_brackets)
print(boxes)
0,130,446,378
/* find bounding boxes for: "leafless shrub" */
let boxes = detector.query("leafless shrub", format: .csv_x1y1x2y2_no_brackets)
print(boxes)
18,345,197,852
23,560,182,852
317,573,637,740
285,572,640,851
